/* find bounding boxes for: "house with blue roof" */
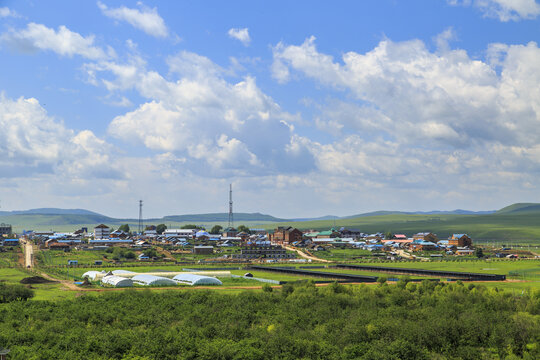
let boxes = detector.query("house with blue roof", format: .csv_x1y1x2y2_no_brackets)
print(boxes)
1,239,19,246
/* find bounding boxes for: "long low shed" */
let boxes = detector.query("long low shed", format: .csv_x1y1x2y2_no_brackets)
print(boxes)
132,274,177,286
173,274,222,286
85,270,231,281
248,266,378,282
334,264,506,281
101,275,133,287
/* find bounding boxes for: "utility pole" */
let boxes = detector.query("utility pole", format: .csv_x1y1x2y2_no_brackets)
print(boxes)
138,200,143,234
228,184,234,229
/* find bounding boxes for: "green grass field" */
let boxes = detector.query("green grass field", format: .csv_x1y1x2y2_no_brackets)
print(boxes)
4,241,539,301
345,259,540,277
39,249,112,266
264,212,540,243
0,267,78,301
314,248,373,260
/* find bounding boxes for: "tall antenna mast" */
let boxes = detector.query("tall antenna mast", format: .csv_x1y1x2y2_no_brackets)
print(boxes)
228,184,234,228
138,200,143,234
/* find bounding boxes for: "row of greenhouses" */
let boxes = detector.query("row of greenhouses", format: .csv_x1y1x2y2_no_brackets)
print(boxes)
83,271,223,287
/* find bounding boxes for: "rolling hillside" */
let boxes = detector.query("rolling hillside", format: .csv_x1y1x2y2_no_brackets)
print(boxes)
263,210,540,243
496,203,540,214
162,212,288,223
1,204,539,242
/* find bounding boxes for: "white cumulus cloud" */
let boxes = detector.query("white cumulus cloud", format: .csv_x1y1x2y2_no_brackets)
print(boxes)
0,7,18,18
0,93,119,179
96,51,312,176
228,27,251,46
0,23,109,60
270,34,540,201
448,0,540,21
98,1,168,38
273,36,540,148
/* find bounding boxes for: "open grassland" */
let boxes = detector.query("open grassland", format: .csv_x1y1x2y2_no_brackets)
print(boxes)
347,259,540,277
314,248,373,260
5,242,538,300
265,212,540,243
346,259,540,291
0,266,78,301
39,249,111,266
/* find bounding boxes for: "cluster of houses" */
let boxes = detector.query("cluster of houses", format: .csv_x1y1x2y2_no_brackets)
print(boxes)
21,224,288,260
268,226,475,255
16,223,475,260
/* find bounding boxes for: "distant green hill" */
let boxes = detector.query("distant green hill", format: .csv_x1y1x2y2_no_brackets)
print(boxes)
0,214,115,229
496,203,540,214
263,208,540,243
1,204,539,242
162,212,288,223
0,208,102,216
0,211,288,232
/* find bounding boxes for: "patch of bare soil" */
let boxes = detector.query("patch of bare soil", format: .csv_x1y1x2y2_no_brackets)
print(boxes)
20,276,58,284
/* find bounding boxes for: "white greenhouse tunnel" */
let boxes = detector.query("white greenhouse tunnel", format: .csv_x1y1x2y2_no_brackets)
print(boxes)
101,275,134,287
173,273,223,286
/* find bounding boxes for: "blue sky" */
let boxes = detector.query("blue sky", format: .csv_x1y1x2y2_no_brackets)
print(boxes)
1,0,540,218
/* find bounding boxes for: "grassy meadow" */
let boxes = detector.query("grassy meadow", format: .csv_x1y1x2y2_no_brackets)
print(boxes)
263,212,540,243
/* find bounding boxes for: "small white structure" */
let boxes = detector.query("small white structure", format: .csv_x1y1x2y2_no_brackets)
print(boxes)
163,229,195,238
112,270,137,276
82,271,103,281
132,274,177,286
173,273,223,286
101,275,133,287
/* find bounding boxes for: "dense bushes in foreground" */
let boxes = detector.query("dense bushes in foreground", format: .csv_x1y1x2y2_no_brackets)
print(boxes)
0,283,34,303
0,281,539,359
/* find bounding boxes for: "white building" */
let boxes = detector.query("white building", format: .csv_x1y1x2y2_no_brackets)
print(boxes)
163,229,196,239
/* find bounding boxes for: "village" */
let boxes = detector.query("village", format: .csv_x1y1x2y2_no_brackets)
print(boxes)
1,221,495,265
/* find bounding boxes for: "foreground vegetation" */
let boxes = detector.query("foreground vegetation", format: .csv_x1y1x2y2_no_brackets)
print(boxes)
0,281,539,359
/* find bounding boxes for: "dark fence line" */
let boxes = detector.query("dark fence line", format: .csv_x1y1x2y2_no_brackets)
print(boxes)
333,264,506,281
248,266,378,282
299,265,326,269
182,267,242,271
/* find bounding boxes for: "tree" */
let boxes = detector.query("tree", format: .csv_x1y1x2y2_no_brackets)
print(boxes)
0,283,34,303
210,225,223,234
144,248,158,258
385,231,393,240
118,224,130,233
475,247,484,258
237,225,250,233
156,224,167,235
181,224,199,229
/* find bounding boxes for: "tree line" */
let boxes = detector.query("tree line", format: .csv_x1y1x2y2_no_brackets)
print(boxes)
0,280,538,359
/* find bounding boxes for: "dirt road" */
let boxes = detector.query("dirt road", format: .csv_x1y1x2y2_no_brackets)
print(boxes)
284,245,332,263
395,249,414,260
21,238,34,268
